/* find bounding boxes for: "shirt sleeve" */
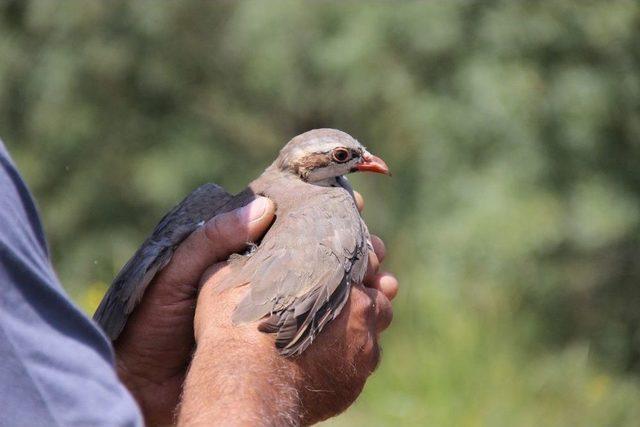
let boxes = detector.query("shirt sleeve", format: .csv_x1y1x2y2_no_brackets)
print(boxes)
0,141,143,427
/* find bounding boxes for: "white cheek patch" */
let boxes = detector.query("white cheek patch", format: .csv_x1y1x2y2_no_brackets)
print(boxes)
307,159,359,183
307,163,345,182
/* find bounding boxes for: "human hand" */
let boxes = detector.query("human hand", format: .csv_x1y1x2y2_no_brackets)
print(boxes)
178,192,398,426
114,197,276,426
293,231,397,425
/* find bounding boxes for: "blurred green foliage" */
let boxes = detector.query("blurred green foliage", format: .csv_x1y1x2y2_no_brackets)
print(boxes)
2,1,640,425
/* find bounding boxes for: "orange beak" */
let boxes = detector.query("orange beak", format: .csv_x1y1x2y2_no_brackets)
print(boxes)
356,152,391,176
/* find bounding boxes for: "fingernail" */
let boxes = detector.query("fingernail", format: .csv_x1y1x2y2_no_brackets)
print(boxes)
238,197,269,223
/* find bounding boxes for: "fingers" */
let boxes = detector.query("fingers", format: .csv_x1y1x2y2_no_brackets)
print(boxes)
364,235,396,299
354,191,364,213
203,197,276,256
154,197,276,290
370,235,385,263
364,250,380,284
363,287,393,333
367,272,399,300
349,284,393,337
364,235,385,282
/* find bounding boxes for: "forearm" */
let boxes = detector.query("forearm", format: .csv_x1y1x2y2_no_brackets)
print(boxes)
178,230,396,426
177,331,302,426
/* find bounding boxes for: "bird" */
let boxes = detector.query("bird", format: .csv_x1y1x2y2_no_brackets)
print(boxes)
93,128,390,356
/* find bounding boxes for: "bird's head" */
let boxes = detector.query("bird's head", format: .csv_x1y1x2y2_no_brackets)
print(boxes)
276,128,390,183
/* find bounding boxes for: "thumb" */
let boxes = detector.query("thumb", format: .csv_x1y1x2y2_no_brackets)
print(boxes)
153,197,276,290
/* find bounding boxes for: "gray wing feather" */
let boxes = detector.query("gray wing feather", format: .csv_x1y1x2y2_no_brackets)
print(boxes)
221,189,369,356
93,183,232,340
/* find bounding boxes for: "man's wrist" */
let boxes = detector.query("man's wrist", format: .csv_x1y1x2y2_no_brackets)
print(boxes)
177,328,303,426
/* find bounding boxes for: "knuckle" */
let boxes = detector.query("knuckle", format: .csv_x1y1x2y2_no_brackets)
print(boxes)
369,251,380,272
355,286,377,318
379,302,393,331
204,214,223,241
206,211,243,244
375,291,393,330
361,337,381,374
364,252,379,283
371,235,386,261
213,215,227,238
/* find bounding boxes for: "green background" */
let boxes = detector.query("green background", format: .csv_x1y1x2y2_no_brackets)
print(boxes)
2,1,640,425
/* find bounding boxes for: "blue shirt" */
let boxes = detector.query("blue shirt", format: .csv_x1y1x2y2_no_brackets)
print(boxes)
0,141,142,426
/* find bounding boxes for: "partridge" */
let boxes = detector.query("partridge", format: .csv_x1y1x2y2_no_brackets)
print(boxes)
94,129,390,356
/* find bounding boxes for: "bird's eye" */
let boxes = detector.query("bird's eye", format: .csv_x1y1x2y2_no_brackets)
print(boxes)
332,148,351,163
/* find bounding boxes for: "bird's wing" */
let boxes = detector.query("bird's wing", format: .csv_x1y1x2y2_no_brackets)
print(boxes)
93,183,233,340
219,189,370,356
